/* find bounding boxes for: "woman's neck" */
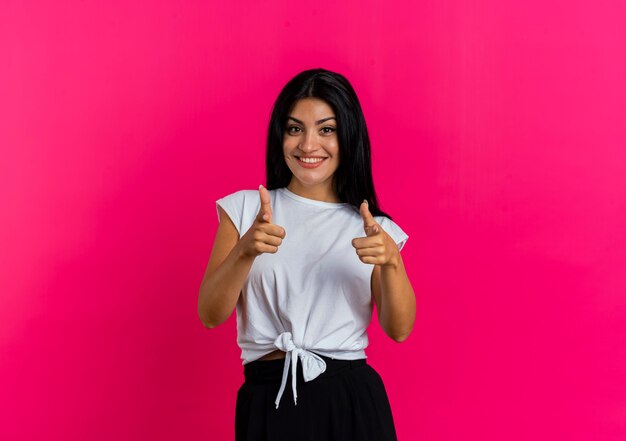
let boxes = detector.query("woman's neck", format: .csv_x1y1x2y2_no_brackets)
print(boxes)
286,180,340,203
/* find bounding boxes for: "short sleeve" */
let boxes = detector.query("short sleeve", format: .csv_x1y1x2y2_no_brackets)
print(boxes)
376,216,409,252
216,190,245,236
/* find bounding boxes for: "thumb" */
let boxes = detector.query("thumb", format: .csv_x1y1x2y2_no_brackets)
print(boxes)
360,199,379,236
257,184,272,223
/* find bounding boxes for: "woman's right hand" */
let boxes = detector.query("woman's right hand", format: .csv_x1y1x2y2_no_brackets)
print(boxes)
237,184,286,259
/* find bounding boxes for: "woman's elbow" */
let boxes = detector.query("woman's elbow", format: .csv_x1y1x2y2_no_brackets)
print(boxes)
200,317,217,329
198,302,219,329
388,327,413,343
391,332,410,343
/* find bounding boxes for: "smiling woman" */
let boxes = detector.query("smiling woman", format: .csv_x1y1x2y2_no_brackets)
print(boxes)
283,97,341,200
198,68,414,441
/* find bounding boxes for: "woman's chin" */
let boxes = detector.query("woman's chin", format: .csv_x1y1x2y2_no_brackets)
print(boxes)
291,174,332,187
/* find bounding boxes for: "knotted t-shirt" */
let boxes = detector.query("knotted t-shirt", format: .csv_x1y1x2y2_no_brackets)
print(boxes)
215,186,409,408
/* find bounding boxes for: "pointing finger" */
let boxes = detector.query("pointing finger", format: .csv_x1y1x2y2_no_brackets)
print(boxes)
360,199,379,236
258,184,272,223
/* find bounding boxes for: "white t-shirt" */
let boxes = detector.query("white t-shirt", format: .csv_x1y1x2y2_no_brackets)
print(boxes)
215,186,409,408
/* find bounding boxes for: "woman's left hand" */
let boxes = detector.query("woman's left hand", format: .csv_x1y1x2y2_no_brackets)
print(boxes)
351,200,400,268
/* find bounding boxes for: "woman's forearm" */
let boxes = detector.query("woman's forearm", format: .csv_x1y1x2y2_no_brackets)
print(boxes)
379,255,416,342
198,244,255,328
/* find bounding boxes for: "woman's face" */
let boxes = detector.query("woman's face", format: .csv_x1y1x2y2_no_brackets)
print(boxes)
282,97,340,192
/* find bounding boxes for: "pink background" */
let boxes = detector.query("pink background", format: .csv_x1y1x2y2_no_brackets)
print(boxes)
2,1,625,440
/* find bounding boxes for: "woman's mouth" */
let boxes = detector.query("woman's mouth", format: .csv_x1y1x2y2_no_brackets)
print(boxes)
295,156,328,168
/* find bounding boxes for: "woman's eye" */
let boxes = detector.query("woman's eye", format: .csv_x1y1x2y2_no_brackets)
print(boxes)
287,126,335,134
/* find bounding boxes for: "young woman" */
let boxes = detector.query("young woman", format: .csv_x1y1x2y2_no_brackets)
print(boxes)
198,68,415,441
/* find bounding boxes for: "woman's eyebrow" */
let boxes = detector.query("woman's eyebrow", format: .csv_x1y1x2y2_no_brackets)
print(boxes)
287,116,336,125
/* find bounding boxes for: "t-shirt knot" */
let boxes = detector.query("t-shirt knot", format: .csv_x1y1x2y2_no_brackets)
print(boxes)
273,331,327,409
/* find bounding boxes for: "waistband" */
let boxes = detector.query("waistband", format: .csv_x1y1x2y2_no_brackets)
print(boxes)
244,354,367,383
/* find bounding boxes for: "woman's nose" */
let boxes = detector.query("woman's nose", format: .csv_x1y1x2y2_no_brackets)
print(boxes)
299,131,319,152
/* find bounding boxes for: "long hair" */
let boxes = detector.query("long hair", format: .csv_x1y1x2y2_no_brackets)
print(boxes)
265,68,393,220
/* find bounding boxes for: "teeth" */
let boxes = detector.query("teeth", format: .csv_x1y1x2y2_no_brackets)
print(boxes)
299,157,325,163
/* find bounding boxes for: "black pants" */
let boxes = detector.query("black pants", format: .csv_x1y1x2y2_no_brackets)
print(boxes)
235,354,398,441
